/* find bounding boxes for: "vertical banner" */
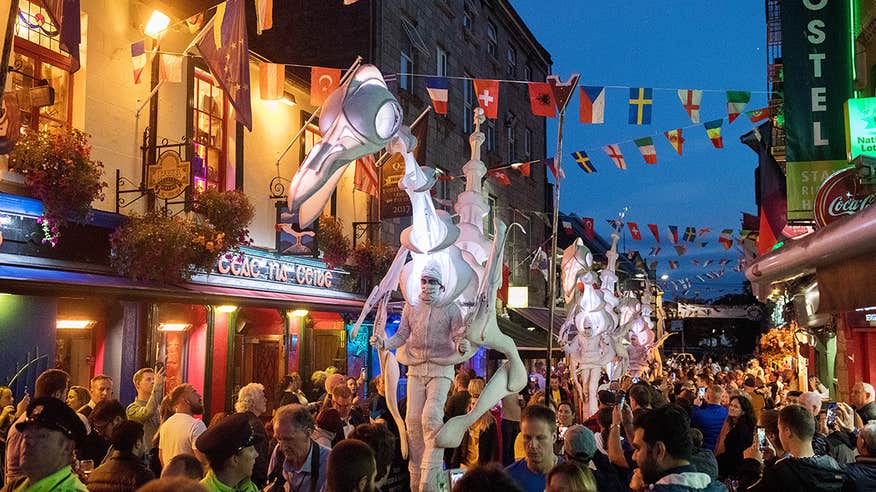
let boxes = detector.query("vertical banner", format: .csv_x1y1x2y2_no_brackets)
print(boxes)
781,0,853,222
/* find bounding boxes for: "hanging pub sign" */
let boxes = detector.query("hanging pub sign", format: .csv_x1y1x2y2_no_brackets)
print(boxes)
379,152,411,220
781,0,853,222
813,167,876,228
147,150,190,199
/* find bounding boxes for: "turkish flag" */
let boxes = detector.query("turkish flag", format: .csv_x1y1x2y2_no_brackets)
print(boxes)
473,79,500,119
582,217,595,239
527,82,555,118
310,66,341,106
627,221,642,240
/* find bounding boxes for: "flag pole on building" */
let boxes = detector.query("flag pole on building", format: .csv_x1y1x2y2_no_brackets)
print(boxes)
544,73,579,408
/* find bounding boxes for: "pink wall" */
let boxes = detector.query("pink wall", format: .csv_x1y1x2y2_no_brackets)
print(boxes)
186,308,208,397
210,312,230,415
93,321,106,377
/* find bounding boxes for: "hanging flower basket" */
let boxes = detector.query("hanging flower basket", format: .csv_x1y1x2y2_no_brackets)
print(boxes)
350,240,396,289
315,216,351,269
8,128,107,246
110,189,254,282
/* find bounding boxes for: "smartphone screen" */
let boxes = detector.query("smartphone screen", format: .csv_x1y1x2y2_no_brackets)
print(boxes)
448,468,465,487
757,427,767,447
826,402,837,429
632,376,640,384
698,387,706,399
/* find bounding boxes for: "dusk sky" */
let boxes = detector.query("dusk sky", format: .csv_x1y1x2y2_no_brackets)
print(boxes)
511,0,767,300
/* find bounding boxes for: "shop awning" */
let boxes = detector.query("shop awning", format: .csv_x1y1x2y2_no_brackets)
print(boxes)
0,263,365,312
509,307,566,334
488,307,566,359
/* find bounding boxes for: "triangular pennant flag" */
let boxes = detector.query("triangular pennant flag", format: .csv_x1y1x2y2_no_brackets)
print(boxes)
547,74,579,113
667,225,679,244
579,86,605,124
648,247,661,256
131,40,147,84
572,150,596,173
562,220,574,234
669,260,679,270
259,62,284,100
683,227,696,242
692,259,700,266
698,241,709,248
664,129,684,156
627,222,642,240
545,157,565,180
425,76,449,114
677,89,702,123
603,144,627,170
633,137,657,164
311,67,342,106
747,107,771,123
718,259,730,266
528,82,556,118
674,245,687,256
628,87,653,125
354,154,379,198
158,54,183,83
487,169,511,186
473,79,500,118
648,224,661,243
726,91,751,123
703,260,714,267
704,119,724,148
582,217,595,239
511,161,531,177
719,229,734,250
697,228,711,237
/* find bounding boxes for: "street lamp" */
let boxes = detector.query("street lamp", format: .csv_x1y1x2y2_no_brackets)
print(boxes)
144,10,171,39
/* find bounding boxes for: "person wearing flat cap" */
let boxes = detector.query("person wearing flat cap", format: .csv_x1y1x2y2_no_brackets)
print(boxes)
196,413,259,492
562,424,626,492
0,397,88,492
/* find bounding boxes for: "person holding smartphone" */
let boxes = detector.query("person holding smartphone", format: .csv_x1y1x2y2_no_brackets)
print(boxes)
126,364,166,448
690,385,728,452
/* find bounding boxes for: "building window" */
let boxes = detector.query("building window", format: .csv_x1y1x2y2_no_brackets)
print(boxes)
486,22,498,57
463,6,474,31
524,128,532,158
485,120,495,152
192,69,228,193
7,0,73,131
485,195,497,237
506,46,517,78
463,73,475,134
524,65,532,82
400,45,414,91
437,46,448,77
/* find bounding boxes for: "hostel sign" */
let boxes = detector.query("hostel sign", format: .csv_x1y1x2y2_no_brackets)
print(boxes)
781,0,853,222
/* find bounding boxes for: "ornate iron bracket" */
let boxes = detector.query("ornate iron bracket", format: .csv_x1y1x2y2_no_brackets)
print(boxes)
115,127,192,215
352,221,381,248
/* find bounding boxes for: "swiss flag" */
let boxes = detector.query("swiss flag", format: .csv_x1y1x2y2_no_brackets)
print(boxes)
473,79,500,119
527,82,555,118
487,169,511,186
582,217,595,239
628,222,642,240
310,66,341,106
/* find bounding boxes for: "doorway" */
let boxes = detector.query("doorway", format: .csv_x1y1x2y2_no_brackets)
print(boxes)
314,330,346,374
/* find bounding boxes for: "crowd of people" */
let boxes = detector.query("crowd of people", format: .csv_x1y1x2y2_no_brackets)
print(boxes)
0,354,874,491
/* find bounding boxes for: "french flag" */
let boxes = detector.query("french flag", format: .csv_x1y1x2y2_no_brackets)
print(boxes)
425,76,449,114
131,40,147,84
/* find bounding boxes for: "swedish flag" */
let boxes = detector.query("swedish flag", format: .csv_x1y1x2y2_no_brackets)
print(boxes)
572,150,596,173
628,87,653,125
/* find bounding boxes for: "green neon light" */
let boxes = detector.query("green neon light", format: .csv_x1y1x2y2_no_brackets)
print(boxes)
771,241,785,251
851,0,858,97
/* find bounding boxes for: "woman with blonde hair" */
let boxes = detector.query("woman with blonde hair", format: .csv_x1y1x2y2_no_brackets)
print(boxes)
545,461,597,492
451,391,500,468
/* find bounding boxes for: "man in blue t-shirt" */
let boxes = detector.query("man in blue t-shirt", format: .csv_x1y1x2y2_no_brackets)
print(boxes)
505,405,562,491
690,384,728,452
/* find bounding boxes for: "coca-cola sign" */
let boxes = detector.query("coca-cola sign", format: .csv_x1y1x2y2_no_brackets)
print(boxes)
814,167,876,227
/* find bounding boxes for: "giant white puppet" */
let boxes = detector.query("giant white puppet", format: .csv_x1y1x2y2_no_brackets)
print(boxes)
287,65,526,492
558,233,631,417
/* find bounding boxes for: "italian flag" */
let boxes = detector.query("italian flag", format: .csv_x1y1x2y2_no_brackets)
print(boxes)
634,137,657,164
726,91,751,123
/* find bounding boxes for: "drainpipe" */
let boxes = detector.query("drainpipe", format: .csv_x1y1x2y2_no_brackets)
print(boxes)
745,204,876,299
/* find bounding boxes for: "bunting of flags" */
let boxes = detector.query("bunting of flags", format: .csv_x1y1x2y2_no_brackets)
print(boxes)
528,82,556,118
726,91,751,123
131,40,147,84
425,77,449,115
473,79,500,118
572,151,596,173
683,227,696,242
628,87,653,125
582,217,595,239
664,129,684,155
633,137,657,164
259,62,284,100
158,54,183,83
310,66,341,106
704,119,724,148
579,86,605,124
648,224,660,243
667,225,679,244
678,89,702,123
627,222,642,240
603,144,626,170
